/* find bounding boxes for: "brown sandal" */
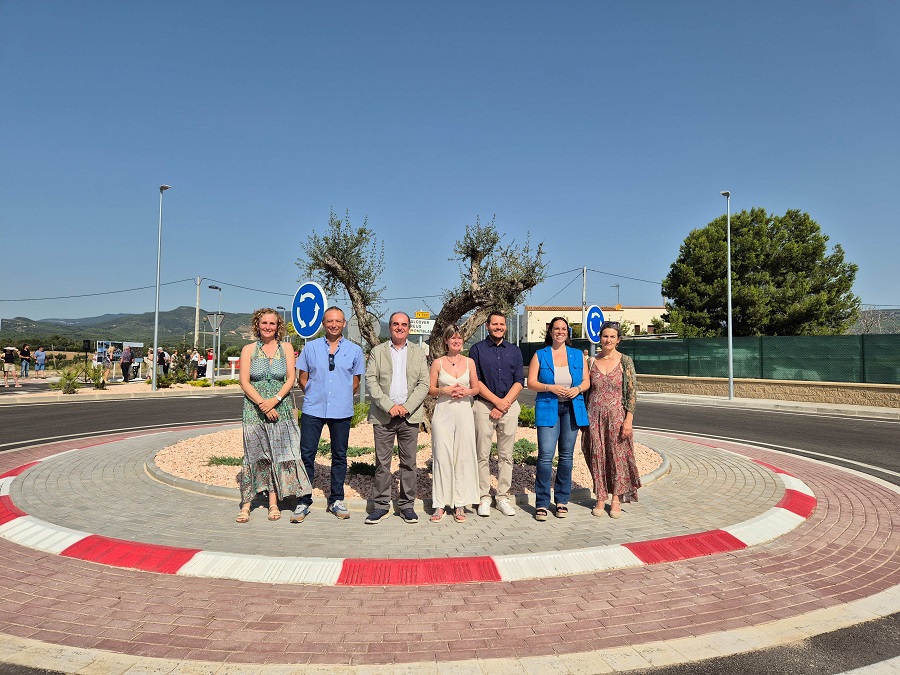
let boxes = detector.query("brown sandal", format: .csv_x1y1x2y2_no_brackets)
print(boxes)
236,506,251,523
267,505,281,521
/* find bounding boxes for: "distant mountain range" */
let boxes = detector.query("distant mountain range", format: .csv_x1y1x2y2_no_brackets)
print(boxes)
0,306,254,351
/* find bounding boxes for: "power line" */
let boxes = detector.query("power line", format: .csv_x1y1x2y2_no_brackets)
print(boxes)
586,268,662,285
0,278,194,302
538,271,583,306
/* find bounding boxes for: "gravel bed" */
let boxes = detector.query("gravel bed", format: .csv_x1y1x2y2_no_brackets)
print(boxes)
155,422,662,500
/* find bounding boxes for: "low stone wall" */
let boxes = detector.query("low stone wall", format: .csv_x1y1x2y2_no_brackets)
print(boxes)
638,374,900,408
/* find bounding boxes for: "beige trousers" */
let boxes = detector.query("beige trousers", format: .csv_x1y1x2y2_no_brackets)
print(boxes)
473,398,520,501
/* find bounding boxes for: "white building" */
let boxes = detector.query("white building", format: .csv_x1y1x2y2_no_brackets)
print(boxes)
520,305,667,341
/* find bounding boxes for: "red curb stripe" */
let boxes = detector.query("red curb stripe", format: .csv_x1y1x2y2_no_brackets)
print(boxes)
0,495,27,526
0,461,41,479
753,459,795,477
624,530,747,564
60,535,200,574
776,489,817,518
336,557,502,586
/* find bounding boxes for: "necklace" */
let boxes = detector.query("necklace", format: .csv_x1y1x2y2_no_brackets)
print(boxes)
445,354,462,366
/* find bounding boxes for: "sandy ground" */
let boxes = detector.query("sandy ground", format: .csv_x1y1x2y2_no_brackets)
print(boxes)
156,422,662,501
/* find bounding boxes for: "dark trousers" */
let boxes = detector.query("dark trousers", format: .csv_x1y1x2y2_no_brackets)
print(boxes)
121,362,132,382
372,417,419,510
298,413,351,506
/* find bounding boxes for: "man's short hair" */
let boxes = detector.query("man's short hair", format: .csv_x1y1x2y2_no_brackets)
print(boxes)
324,306,345,320
389,311,410,325
486,311,507,324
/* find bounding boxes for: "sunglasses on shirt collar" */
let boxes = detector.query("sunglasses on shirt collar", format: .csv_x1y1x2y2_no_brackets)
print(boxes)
328,353,335,371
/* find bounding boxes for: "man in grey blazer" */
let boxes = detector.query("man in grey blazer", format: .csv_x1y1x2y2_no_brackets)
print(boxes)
365,311,431,524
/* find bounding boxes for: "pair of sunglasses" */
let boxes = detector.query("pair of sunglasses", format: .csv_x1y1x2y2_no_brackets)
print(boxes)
328,354,335,371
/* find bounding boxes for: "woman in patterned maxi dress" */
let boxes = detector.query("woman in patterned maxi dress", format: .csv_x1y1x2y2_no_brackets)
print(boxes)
582,322,640,518
236,309,312,523
428,325,481,523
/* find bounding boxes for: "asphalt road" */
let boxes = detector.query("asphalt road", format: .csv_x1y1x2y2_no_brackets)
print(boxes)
0,391,897,674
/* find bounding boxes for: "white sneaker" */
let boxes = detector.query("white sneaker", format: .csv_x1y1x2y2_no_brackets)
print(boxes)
496,498,516,516
477,497,491,517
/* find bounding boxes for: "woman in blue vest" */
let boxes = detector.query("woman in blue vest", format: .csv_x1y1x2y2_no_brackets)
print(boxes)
526,317,590,521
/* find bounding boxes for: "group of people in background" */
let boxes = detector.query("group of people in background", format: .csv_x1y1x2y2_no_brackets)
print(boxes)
3,345,48,387
236,307,640,524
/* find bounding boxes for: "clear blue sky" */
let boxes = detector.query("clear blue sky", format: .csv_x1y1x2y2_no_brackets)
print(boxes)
2,1,898,322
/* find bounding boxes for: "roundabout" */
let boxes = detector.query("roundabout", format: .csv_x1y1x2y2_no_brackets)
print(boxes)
0,395,897,673
1,428,818,587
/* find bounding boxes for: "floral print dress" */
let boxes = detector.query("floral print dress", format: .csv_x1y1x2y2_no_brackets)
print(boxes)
240,341,312,503
582,357,641,503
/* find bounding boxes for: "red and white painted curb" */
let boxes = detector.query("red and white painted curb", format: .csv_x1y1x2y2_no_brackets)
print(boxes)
0,449,815,587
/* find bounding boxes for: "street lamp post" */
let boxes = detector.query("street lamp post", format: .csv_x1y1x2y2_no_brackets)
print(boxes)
152,185,171,391
208,285,222,383
276,305,286,325
721,190,734,400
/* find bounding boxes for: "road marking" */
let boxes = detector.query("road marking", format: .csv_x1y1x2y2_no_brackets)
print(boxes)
0,419,239,450
639,426,900,479
640,399,900,424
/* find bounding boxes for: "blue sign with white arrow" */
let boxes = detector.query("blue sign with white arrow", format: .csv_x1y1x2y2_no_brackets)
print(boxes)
291,281,328,339
585,304,605,344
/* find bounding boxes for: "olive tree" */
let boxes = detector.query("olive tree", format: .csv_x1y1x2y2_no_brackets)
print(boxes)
297,209,384,351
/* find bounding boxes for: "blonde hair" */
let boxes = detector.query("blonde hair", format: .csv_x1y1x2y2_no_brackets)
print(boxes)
251,308,286,340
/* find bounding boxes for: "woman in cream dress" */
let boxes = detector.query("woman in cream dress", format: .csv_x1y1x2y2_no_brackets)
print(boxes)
428,325,481,523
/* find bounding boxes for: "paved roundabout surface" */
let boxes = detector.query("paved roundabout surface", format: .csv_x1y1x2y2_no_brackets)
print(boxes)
0,423,897,672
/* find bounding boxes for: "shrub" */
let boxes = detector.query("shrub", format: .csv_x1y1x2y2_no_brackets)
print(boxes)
50,366,81,394
351,401,370,427
189,379,212,387
87,365,106,390
208,456,242,467
512,438,538,464
347,462,376,477
518,405,535,428
214,378,239,387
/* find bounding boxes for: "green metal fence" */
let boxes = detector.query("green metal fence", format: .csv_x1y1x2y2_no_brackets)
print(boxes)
619,335,900,384
520,335,900,384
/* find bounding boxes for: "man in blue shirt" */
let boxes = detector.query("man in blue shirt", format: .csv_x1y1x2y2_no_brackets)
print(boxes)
468,312,524,517
292,307,365,522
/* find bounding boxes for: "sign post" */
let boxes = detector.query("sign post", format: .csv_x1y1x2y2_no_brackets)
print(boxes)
584,304,605,357
206,313,225,384
292,282,328,341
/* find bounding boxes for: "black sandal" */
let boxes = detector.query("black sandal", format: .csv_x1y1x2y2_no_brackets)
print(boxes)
535,508,548,521
555,504,568,518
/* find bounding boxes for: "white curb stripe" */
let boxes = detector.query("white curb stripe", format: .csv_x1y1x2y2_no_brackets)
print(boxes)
0,516,90,554
722,507,807,547
0,477,13,496
178,551,344,585
495,545,644,581
780,474,815,496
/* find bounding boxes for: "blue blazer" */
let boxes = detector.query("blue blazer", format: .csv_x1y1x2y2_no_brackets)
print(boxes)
534,346,588,427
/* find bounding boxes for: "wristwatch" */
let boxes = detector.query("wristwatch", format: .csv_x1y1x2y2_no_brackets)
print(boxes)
274,394,283,402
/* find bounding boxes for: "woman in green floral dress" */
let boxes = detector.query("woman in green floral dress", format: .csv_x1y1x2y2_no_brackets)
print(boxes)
236,308,311,522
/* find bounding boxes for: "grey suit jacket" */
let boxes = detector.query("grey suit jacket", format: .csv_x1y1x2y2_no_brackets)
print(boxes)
366,340,430,425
